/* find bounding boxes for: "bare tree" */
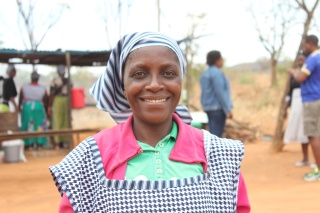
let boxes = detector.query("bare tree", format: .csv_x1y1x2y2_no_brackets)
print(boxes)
98,0,133,49
16,0,68,51
249,0,296,86
178,13,207,108
272,0,320,152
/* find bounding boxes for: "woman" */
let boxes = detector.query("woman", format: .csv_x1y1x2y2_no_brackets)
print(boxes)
283,53,310,167
48,65,70,150
0,64,18,112
50,32,250,212
200,50,232,137
19,71,48,150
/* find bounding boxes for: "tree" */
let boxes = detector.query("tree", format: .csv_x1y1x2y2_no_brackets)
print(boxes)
178,13,207,108
16,0,68,51
248,0,296,86
272,0,320,152
97,0,133,49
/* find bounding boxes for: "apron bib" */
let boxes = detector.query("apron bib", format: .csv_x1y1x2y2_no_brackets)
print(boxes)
50,130,243,213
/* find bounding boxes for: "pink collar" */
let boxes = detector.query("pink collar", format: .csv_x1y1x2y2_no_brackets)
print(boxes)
95,113,207,179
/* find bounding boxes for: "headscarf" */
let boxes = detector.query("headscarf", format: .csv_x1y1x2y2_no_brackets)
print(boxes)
90,32,192,124
57,65,66,75
31,71,40,80
6,64,15,74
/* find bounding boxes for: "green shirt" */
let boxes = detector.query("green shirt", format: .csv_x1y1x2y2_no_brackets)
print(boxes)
125,122,204,181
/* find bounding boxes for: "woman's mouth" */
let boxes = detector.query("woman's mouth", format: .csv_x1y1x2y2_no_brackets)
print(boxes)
143,98,167,103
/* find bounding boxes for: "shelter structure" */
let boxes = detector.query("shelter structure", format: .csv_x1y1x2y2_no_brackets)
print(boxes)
0,48,111,128
0,48,111,66
0,49,111,146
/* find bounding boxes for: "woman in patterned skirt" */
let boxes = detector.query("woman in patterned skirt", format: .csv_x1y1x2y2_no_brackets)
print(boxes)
283,53,310,167
19,71,48,150
50,32,250,213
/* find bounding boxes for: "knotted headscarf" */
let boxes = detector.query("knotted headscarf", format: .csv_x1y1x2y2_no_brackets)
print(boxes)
6,64,15,74
90,32,192,124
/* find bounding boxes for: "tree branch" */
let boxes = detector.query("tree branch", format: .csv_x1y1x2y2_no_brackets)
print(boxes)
295,0,307,11
311,0,320,13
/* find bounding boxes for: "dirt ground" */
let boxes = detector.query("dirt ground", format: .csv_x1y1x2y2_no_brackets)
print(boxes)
1,137,319,212
1,105,320,213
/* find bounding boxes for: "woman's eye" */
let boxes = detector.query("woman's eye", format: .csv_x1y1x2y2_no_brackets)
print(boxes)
162,70,177,77
132,71,147,78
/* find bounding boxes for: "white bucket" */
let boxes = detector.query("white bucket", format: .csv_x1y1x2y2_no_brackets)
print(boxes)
2,140,25,163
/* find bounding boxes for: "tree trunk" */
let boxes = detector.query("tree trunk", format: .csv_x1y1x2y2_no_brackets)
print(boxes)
271,13,314,152
270,57,277,86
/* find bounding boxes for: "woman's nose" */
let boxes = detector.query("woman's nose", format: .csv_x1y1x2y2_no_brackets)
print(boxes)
145,75,163,92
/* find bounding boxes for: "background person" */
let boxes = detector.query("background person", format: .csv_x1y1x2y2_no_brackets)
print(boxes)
0,64,18,112
50,32,250,212
283,53,309,167
289,34,320,181
19,71,48,150
48,64,70,150
0,75,3,96
200,50,233,137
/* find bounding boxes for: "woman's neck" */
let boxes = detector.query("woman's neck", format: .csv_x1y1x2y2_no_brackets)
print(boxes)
132,118,173,147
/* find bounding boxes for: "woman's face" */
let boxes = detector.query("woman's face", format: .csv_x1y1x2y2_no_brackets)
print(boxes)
297,55,306,68
215,57,224,68
9,68,16,78
123,46,182,125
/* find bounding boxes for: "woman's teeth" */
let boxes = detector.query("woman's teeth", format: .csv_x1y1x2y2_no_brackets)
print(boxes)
144,99,166,103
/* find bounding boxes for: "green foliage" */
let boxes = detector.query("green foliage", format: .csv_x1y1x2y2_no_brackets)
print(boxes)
239,74,253,85
71,68,99,103
276,58,293,75
183,63,205,92
71,69,97,90
224,68,254,85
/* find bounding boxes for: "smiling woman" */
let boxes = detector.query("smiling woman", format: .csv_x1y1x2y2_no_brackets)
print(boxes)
49,32,251,213
123,46,182,145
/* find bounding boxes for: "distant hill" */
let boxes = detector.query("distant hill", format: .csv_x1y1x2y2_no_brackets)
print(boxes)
227,59,293,72
228,62,268,72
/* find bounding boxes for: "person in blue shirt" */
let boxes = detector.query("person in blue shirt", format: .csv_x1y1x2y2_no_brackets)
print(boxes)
200,50,232,137
289,35,320,181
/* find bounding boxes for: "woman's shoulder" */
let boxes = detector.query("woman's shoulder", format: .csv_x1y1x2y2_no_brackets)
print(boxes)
202,130,244,150
92,123,129,150
93,123,123,140
3,77,14,84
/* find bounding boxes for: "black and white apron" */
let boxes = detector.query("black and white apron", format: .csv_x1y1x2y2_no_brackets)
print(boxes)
50,130,244,213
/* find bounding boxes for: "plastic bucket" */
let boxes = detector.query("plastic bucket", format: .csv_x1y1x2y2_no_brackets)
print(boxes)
2,140,22,163
71,87,85,109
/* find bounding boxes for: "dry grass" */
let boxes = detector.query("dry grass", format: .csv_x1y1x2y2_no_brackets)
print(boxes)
188,70,287,136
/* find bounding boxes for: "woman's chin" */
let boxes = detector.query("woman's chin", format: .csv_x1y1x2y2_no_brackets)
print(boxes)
139,114,172,125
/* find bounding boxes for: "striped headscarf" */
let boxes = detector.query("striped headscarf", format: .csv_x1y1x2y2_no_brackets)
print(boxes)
90,32,192,124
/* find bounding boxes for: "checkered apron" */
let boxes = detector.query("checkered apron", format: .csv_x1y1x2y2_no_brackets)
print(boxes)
50,130,244,213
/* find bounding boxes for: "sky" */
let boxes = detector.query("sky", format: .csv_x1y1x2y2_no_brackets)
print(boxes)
0,0,319,74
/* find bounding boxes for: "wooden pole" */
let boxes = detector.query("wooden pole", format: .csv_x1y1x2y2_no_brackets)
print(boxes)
65,51,73,147
157,0,160,31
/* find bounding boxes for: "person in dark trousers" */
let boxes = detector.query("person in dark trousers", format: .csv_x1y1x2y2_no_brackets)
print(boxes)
200,50,233,137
